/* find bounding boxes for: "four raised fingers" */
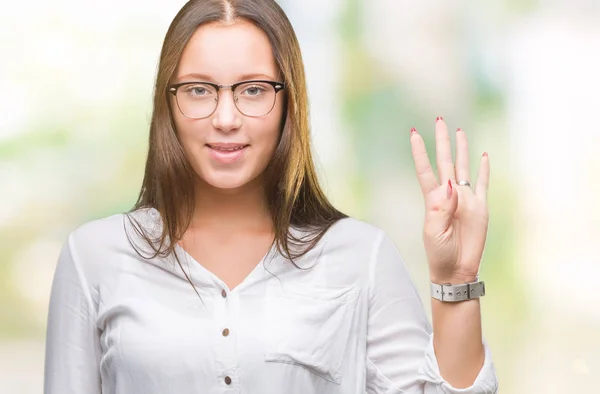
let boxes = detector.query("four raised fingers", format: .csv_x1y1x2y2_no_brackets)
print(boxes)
409,118,490,201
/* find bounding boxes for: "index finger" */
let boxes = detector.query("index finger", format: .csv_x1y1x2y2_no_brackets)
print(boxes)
410,128,438,195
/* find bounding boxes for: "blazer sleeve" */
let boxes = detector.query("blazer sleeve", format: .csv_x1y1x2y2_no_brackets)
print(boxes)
44,233,102,394
365,230,499,394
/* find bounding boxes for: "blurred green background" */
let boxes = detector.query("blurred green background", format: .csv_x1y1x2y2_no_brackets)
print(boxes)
1,0,599,392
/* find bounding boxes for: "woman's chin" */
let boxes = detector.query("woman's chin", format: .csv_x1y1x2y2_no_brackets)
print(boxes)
200,172,254,191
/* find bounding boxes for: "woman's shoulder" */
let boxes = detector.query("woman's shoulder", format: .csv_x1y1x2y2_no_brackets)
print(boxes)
67,207,159,256
57,208,161,282
325,216,387,249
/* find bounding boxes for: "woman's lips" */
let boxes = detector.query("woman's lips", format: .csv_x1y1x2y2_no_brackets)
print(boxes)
206,144,249,164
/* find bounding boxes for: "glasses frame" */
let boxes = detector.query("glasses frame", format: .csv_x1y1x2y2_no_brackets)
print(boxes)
167,80,286,119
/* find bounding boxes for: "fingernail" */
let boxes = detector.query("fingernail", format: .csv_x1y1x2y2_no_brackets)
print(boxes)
436,116,443,122
410,127,417,135
482,152,488,158
456,128,462,133
446,179,452,199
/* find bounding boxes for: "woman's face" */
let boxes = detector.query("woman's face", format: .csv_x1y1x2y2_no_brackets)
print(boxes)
171,21,284,192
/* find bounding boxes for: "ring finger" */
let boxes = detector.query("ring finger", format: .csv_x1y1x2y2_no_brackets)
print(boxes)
455,127,471,185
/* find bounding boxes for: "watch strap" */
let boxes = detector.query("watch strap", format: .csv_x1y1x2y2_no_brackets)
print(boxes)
430,280,486,302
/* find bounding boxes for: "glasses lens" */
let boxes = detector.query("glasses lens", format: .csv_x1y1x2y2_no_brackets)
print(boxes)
176,83,218,119
234,82,277,117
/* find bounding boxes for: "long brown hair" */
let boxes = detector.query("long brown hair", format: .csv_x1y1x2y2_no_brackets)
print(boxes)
126,0,347,290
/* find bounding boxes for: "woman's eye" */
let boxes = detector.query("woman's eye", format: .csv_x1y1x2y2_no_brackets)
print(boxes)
243,85,264,96
182,85,215,98
190,87,207,95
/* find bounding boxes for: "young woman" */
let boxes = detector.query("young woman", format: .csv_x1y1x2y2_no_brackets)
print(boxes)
44,1,499,393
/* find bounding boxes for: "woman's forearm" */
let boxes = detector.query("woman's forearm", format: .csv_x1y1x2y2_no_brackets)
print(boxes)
431,293,485,388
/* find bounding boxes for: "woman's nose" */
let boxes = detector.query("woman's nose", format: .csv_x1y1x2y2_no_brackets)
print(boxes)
211,90,242,132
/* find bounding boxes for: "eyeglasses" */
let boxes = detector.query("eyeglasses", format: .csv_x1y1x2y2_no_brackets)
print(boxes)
168,80,285,119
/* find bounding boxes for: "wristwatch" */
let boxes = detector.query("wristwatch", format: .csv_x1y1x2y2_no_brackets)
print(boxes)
430,280,486,302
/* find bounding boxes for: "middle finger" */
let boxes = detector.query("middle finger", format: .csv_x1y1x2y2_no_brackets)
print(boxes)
435,117,456,183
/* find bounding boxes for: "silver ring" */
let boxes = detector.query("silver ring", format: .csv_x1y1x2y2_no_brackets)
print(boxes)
457,180,471,187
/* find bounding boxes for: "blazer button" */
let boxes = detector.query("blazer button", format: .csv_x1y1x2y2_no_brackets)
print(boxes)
221,289,227,298
224,376,232,385
222,328,230,337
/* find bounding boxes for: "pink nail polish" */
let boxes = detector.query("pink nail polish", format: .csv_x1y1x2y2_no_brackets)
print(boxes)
446,180,452,199
410,127,417,134
482,152,488,158
436,116,443,122
457,128,462,133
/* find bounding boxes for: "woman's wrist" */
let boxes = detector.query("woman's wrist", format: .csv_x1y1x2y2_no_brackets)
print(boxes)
430,271,479,285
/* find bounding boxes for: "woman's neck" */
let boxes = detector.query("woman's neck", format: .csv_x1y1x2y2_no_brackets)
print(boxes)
191,177,273,234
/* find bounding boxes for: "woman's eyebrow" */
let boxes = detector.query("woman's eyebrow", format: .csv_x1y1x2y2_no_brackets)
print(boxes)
176,72,278,82
177,72,214,82
236,73,278,81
